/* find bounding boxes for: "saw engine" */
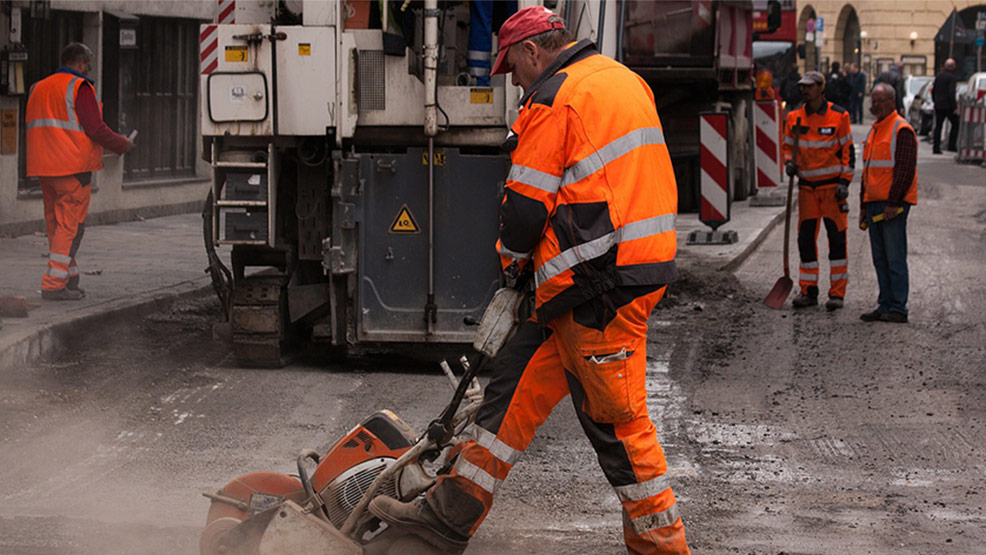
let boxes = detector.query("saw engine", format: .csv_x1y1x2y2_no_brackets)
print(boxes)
200,410,424,555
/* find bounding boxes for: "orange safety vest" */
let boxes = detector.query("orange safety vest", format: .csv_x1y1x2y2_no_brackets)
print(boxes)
862,112,918,205
783,101,854,186
496,40,678,325
26,72,103,177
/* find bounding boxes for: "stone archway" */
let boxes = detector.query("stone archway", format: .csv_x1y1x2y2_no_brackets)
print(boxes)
798,4,817,70
834,4,861,69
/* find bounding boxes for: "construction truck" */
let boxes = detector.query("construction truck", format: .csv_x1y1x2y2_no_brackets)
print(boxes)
201,0,771,367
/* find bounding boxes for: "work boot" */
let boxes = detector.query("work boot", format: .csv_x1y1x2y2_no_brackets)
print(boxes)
41,288,85,301
880,311,908,323
66,276,85,297
859,309,883,322
791,294,818,308
369,496,469,554
825,297,844,311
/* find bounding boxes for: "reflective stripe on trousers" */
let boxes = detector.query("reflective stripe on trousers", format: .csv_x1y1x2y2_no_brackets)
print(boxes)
40,175,90,291
426,289,689,553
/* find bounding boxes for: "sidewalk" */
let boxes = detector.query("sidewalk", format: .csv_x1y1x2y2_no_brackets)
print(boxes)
0,214,218,370
0,201,787,370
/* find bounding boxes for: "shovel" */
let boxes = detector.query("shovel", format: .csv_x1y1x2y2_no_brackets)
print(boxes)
764,116,801,310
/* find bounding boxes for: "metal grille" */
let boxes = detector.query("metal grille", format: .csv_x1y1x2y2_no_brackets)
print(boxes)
124,17,199,181
322,458,397,529
358,50,386,111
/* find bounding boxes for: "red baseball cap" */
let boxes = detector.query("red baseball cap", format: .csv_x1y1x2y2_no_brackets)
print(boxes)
490,6,566,76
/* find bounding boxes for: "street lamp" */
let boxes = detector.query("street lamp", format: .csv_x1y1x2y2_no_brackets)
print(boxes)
909,31,918,47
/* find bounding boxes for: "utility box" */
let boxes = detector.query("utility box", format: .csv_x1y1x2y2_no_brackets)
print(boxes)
200,24,336,136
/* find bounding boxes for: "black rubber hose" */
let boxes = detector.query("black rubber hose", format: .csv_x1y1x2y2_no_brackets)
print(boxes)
202,190,234,320
297,449,332,521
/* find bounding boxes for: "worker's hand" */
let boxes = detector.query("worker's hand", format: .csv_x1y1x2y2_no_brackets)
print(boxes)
835,183,849,201
122,138,136,154
785,162,798,177
883,204,899,221
859,212,867,229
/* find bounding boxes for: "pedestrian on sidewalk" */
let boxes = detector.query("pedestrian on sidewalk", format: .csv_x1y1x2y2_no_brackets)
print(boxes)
783,71,855,311
369,6,689,554
875,63,905,116
859,84,917,324
825,62,851,111
849,63,866,124
931,58,959,154
26,43,134,301
779,62,803,112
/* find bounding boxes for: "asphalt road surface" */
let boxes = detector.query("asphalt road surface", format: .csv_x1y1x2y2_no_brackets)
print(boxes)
1,133,984,554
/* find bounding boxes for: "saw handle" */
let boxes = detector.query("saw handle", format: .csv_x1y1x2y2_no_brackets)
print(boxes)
426,272,532,445
426,354,486,444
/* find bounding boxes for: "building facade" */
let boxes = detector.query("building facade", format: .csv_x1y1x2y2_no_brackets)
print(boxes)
797,1,985,82
0,0,215,234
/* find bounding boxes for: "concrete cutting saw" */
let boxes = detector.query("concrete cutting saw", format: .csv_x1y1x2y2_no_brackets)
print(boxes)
199,287,524,555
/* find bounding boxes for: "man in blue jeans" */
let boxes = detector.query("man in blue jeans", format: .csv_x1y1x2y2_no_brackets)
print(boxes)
859,84,917,323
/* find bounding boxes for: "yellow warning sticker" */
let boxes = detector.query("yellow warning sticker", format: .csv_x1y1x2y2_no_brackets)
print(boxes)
421,149,446,166
389,204,420,234
225,45,248,62
470,88,494,104
298,43,311,56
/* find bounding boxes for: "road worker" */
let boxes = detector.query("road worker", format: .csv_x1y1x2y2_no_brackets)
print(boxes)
370,6,689,554
26,42,134,301
859,83,918,323
782,70,854,310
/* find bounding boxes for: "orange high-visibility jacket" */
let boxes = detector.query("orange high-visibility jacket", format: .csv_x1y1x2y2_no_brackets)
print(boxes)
782,101,854,186
495,40,678,325
861,112,918,205
26,72,104,177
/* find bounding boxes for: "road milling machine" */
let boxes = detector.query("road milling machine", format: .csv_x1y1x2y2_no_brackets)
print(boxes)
201,0,766,367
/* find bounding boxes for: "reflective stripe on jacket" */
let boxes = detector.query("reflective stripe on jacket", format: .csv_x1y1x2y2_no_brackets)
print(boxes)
495,39,678,325
26,72,103,177
782,101,854,186
862,112,918,205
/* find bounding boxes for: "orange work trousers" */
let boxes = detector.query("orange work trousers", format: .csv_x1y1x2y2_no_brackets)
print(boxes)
426,287,689,554
797,184,848,299
40,175,91,292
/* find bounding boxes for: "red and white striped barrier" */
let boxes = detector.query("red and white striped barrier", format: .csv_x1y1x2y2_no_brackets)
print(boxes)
754,100,782,189
957,103,986,162
200,0,235,75
699,112,730,229
689,111,738,244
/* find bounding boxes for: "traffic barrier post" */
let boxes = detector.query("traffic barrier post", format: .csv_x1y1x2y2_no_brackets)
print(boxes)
750,99,787,207
689,112,739,245
955,98,986,164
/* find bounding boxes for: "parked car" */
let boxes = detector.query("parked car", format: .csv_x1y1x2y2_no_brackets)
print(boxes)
907,80,934,136
960,72,986,103
903,75,933,118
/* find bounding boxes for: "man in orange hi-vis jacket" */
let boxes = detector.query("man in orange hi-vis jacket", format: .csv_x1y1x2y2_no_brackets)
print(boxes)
26,42,134,300
783,70,854,311
370,7,688,554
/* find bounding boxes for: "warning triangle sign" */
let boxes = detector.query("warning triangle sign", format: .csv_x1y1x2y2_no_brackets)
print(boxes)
389,204,420,234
